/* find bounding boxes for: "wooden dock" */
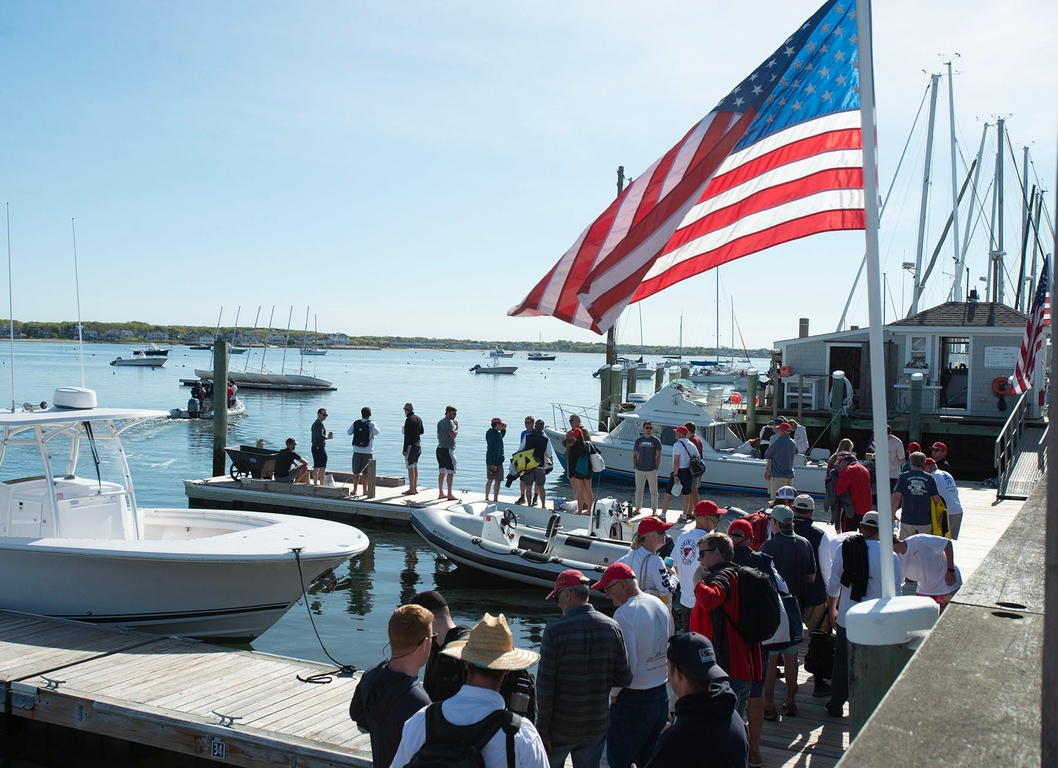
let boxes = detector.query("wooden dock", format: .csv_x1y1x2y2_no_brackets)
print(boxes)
1,481,1022,768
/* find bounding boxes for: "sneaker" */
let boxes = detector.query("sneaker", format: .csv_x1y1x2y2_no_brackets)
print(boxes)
516,496,526,505
812,681,832,698
824,702,845,718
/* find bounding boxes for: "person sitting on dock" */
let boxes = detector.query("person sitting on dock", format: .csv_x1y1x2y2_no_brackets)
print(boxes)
436,405,459,501
485,417,507,502
389,613,548,768
349,604,433,768
347,406,380,497
273,438,309,483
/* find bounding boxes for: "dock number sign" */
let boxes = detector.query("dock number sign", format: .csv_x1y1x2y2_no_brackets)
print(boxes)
210,737,226,759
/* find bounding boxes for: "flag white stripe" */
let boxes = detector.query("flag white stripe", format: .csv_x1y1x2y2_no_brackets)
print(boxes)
715,110,861,174
658,113,731,200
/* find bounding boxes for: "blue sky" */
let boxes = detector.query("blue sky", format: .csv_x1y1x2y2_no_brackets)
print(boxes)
1,1,1054,349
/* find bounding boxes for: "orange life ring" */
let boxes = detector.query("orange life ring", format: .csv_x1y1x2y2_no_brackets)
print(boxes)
730,392,743,404
992,377,1010,397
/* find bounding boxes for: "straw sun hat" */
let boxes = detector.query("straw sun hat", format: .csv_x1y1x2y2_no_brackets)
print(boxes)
440,613,539,671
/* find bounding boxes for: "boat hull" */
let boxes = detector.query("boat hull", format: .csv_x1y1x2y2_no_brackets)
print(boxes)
169,399,247,420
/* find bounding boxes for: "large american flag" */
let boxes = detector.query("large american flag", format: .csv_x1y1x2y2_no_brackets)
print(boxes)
1011,256,1051,395
510,0,865,333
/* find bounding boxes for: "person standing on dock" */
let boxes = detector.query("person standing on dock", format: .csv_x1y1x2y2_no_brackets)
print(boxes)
537,569,632,768
892,533,962,612
673,500,722,629
563,414,593,512
833,453,872,532
520,420,553,509
516,415,536,505
349,604,433,768
930,442,953,474
632,422,662,515
310,407,333,485
347,406,380,497
924,457,964,539
485,418,507,502
891,451,942,539
436,405,459,501
401,403,424,495
592,562,673,768
683,422,704,512
618,517,676,607
390,613,548,768
763,422,796,498
887,425,905,493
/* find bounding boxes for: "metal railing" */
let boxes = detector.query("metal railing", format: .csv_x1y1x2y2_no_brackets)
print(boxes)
994,392,1028,497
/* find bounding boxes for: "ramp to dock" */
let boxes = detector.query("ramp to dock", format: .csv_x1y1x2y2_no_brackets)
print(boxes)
997,425,1046,500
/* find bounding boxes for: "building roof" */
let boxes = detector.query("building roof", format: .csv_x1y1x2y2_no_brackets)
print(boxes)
887,301,1028,329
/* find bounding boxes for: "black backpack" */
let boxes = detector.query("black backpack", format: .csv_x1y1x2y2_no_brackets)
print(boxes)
405,703,520,768
351,420,371,448
722,565,782,643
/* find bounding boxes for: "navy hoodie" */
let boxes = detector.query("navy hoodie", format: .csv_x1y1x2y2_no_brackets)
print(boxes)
646,681,748,768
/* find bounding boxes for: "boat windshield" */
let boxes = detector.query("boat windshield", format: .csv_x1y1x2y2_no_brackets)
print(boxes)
0,420,132,493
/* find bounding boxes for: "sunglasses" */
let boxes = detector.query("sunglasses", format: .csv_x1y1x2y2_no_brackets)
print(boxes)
697,548,717,559
602,582,622,593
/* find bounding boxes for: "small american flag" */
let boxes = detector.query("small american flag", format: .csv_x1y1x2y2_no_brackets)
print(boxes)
1011,256,1050,395
510,0,865,333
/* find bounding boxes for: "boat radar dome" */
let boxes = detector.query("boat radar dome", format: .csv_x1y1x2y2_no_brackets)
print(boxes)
52,387,97,410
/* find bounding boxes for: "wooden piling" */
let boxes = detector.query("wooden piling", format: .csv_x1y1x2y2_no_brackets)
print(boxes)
746,371,759,441
655,366,665,392
909,373,923,444
598,367,611,431
626,365,638,400
364,459,376,498
212,340,229,477
609,366,622,429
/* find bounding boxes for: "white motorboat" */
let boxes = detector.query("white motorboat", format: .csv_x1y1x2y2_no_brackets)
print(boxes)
409,499,633,590
488,347,515,358
593,361,658,380
169,396,247,420
0,387,367,641
545,380,827,496
300,347,327,356
470,362,518,375
688,365,748,385
229,347,249,354
526,352,556,361
110,350,166,368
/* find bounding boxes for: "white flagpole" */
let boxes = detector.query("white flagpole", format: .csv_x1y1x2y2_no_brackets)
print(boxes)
854,0,896,597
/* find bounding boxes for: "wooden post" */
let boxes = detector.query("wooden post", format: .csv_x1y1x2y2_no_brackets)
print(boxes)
797,373,805,421
212,340,229,478
598,367,611,431
626,364,638,400
746,370,759,442
655,366,665,392
680,363,691,380
668,365,680,383
830,370,845,449
909,372,923,444
365,459,376,499
609,365,623,429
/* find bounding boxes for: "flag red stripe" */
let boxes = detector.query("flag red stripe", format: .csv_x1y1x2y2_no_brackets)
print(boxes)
664,167,864,252
701,128,862,203
633,208,865,300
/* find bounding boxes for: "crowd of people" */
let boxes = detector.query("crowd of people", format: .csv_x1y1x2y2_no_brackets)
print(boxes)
344,416,965,768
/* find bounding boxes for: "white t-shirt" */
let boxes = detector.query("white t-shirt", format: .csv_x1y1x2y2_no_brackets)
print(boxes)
898,534,962,595
931,469,964,515
672,527,709,608
888,434,905,479
617,546,675,604
673,438,699,469
827,538,902,627
612,592,674,694
793,425,809,454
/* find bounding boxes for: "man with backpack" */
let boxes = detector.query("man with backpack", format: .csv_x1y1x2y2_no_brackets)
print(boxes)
349,604,434,768
389,613,548,768
347,406,380,497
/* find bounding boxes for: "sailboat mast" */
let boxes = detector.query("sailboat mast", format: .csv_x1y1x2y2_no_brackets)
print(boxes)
992,117,1006,303
909,73,940,316
299,307,310,375
946,58,963,302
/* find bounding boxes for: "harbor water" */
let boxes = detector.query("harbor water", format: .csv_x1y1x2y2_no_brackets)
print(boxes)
1,342,773,764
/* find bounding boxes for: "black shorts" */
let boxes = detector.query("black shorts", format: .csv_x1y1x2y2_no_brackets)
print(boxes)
405,444,422,467
436,446,456,474
311,446,327,468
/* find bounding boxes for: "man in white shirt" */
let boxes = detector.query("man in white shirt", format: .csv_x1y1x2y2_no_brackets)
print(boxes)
887,425,904,493
825,511,901,719
672,500,722,629
924,457,965,539
592,562,674,768
893,533,961,612
389,613,548,768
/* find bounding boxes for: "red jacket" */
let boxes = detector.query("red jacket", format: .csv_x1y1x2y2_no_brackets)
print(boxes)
835,460,872,514
690,564,763,682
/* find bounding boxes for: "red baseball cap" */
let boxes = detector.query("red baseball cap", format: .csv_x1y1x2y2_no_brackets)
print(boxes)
727,518,754,541
675,425,689,435
636,516,674,536
590,562,636,592
908,442,921,452
695,500,724,517
546,569,589,600
924,457,937,468
931,442,947,452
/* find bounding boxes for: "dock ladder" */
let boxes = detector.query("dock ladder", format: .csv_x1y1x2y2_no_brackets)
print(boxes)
994,392,1048,500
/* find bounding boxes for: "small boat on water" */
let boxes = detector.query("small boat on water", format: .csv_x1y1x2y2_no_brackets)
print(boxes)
688,365,747,385
229,347,249,354
0,387,368,641
300,347,327,356
189,343,213,351
195,369,334,391
169,396,247,420
470,362,518,375
488,347,515,358
546,380,827,496
132,343,170,357
527,352,556,361
111,350,166,367
593,363,657,380
410,499,633,590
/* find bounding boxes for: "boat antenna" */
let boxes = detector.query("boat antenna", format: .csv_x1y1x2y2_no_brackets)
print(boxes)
281,305,292,374
245,305,261,373
299,306,309,375
210,306,223,369
6,203,14,412
71,218,86,388
260,305,275,373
